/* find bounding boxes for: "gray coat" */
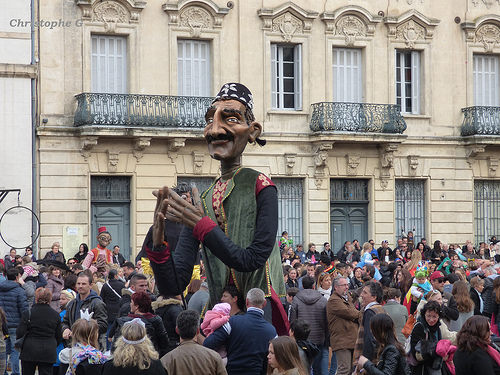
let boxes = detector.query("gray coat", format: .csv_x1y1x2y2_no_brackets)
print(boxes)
383,300,408,344
290,289,328,346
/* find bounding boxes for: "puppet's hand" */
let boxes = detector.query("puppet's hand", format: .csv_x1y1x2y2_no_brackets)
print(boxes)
165,186,204,228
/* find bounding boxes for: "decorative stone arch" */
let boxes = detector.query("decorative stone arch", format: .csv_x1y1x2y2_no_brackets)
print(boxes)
462,15,500,105
76,0,146,31
162,0,230,38
320,6,382,46
161,1,230,95
384,10,439,117
257,2,319,42
75,0,146,93
384,10,440,49
320,6,382,103
257,2,318,115
462,15,500,53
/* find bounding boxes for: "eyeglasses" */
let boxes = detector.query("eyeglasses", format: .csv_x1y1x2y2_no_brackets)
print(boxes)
434,278,445,283
337,283,349,287
68,261,76,265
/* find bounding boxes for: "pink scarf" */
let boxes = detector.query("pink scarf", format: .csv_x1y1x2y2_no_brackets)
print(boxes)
487,345,500,367
436,340,456,375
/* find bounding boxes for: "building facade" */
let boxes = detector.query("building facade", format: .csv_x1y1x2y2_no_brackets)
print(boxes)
0,0,37,256
36,0,500,259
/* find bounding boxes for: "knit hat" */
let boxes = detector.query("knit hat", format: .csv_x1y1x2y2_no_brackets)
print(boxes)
430,271,445,281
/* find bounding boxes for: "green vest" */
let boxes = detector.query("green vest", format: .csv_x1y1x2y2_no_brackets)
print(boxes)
200,168,286,308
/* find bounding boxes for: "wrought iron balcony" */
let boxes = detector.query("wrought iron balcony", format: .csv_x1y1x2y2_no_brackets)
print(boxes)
309,102,407,134
74,93,213,128
461,106,500,136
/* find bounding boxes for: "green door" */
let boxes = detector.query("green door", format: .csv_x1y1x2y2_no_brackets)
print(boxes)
90,176,131,261
330,179,369,253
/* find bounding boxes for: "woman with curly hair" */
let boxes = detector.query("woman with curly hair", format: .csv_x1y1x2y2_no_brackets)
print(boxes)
449,280,474,332
102,319,166,375
267,336,307,375
454,315,500,375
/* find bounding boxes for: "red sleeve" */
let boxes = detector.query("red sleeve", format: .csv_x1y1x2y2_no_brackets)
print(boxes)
145,242,171,264
193,216,217,242
255,173,275,196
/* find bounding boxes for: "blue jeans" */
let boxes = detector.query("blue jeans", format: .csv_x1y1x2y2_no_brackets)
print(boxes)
329,350,337,375
312,345,329,375
5,328,19,375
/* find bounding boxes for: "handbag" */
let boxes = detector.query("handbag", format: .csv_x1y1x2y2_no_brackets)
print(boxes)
14,308,31,351
402,311,416,338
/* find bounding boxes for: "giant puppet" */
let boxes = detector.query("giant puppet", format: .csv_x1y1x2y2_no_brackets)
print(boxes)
143,83,288,334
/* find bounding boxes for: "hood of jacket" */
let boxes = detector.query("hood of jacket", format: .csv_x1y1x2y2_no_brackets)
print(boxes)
151,296,183,311
76,289,101,303
296,339,320,363
295,289,324,305
0,280,21,292
48,275,64,286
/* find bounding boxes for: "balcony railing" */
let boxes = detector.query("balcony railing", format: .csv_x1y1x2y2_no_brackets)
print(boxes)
74,93,213,128
461,106,500,136
310,102,407,134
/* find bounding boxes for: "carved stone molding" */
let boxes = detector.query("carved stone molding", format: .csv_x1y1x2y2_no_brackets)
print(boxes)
408,155,419,176
472,0,500,8
385,10,440,47
192,152,204,174
80,136,98,160
379,144,398,187
380,179,389,190
76,0,146,30
132,137,151,161
489,157,499,176
313,143,333,188
466,145,486,166
107,150,120,172
398,0,424,3
346,154,360,175
163,0,229,36
167,138,186,162
284,153,297,175
321,6,382,45
258,2,318,41
462,16,500,53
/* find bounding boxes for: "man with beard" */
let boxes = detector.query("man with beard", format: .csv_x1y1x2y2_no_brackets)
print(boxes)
146,83,288,334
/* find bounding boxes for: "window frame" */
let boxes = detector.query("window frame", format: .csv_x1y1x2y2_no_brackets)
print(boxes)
91,34,128,94
177,39,212,97
473,54,500,106
271,43,302,111
395,50,420,115
332,47,363,103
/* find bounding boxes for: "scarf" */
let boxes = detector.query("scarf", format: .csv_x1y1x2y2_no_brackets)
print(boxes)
487,345,500,367
66,343,108,375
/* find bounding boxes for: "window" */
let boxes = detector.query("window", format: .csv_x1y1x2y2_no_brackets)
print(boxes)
177,40,211,97
176,177,214,195
333,48,362,102
274,178,303,247
395,50,420,114
91,35,127,93
474,181,500,246
271,44,302,110
474,55,499,106
395,180,425,243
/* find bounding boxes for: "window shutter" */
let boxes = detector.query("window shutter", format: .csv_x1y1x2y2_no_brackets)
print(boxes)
271,44,278,109
411,51,420,114
333,48,362,102
294,44,302,110
178,40,210,97
91,35,127,94
474,55,500,106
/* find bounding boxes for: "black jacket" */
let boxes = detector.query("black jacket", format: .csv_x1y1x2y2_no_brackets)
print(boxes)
110,313,170,356
100,279,125,323
483,277,495,318
363,344,409,375
152,297,184,352
470,287,483,315
102,359,167,375
62,291,108,334
112,253,126,266
16,303,62,363
454,347,500,375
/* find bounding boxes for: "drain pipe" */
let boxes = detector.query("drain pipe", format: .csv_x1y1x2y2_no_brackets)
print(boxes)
30,0,38,256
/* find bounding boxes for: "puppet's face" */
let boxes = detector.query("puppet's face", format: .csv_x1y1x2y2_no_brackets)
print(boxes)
97,232,111,248
204,99,261,161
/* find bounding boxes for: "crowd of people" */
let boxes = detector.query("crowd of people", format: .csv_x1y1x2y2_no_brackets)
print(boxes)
0,232,497,375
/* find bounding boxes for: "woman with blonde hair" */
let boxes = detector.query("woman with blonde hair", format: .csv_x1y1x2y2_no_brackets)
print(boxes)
102,318,166,375
404,250,422,276
267,336,307,375
59,318,108,375
359,242,374,268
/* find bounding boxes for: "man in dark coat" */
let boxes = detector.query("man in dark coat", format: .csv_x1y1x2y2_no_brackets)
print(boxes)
289,276,328,375
62,272,107,339
0,268,28,375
